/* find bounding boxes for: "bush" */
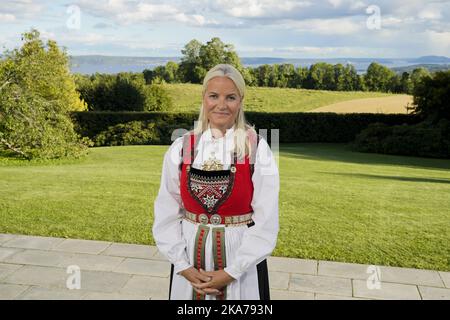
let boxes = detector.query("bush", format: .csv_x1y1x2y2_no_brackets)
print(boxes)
145,84,173,111
75,73,173,112
93,121,161,146
351,119,450,158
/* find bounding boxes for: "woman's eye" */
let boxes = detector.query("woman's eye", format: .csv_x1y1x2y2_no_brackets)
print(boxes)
209,95,217,99
228,96,236,100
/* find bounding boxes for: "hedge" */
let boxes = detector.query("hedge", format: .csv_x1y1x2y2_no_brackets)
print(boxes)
70,111,422,144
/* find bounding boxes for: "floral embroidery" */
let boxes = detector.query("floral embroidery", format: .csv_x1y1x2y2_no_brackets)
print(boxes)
191,183,203,192
203,195,218,208
187,167,236,214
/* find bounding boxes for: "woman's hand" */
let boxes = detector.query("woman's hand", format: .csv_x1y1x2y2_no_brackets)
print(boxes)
191,269,236,291
180,267,222,296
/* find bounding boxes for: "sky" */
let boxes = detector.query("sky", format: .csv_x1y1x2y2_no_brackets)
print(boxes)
0,0,449,58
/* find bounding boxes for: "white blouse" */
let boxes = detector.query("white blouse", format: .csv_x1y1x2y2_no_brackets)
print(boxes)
152,126,279,280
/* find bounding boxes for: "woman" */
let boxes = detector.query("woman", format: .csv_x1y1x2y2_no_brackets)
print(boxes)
152,64,279,300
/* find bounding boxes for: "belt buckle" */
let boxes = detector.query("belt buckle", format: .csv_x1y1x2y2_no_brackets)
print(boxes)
198,214,209,225
210,214,222,225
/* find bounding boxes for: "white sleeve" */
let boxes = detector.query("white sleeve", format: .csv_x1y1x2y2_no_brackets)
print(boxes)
152,137,192,275
224,138,280,279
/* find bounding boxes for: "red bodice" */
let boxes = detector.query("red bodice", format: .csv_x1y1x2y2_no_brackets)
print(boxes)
180,133,254,216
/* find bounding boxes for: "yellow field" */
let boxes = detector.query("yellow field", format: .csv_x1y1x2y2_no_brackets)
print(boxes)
308,94,414,114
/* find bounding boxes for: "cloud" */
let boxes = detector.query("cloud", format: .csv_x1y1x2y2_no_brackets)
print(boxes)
75,0,219,27
237,44,381,58
424,30,450,55
93,22,113,29
283,16,364,35
213,0,313,18
0,13,16,22
0,0,44,18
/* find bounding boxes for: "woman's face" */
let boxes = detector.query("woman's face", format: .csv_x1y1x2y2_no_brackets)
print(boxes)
203,76,242,131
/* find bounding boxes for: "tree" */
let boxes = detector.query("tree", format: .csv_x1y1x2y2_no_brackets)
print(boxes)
333,64,346,91
112,73,148,111
178,39,203,83
412,70,450,123
277,64,295,88
268,64,279,87
178,37,244,84
143,65,166,84
410,68,430,93
364,62,396,92
165,61,179,83
241,67,257,86
256,64,271,87
75,72,171,111
400,72,412,94
0,29,91,159
342,64,361,91
389,74,403,93
291,66,308,88
306,63,335,90
199,37,242,73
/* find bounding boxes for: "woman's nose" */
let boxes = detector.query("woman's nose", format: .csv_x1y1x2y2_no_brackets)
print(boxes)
217,98,227,109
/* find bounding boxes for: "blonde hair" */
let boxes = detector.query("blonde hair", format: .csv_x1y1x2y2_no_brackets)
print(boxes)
194,64,256,159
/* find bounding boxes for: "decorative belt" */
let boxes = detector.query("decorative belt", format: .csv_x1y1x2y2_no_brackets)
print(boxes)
184,210,253,226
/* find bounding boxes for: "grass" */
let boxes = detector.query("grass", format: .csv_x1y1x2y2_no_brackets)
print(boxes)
163,83,395,112
0,144,449,271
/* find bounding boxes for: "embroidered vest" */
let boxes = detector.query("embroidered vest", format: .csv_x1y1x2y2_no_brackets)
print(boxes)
180,131,259,216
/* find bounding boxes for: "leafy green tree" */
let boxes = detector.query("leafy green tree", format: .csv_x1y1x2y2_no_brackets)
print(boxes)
364,62,396,92
143,65,166,84
76,72,171,111
143,61,180,84
0,29,91,159
199,37,242,73
341,64,360,91
410,68,430,93
179,37,244,84
333,64,346,91
241,67,257,86
291,66,308,88
412,71,450,123
165,61,179,83
178,39,203,83
306,63,335,90
277,64,295,88
268,64,279,87
400,72,412,94
256,64,271,87
112,73,148,111
389,74,403,93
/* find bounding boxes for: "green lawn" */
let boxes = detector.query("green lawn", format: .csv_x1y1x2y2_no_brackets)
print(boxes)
1,144,449,271
163,83,395,112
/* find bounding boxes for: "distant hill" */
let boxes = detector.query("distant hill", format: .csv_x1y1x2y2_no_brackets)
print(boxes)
408,56,450,64
392,64,450,73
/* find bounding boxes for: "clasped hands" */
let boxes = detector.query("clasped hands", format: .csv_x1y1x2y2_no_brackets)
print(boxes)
180,267,235,296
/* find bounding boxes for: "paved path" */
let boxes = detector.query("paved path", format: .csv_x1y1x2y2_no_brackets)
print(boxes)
1,233,449,300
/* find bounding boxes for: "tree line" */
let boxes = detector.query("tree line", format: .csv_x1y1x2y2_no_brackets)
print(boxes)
143,37,431,94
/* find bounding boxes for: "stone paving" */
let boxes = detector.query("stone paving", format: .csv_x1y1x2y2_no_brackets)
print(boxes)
1,233,449,300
